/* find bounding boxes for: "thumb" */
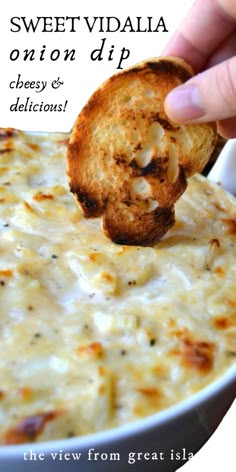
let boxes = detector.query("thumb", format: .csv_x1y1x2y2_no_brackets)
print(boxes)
164,56,236,124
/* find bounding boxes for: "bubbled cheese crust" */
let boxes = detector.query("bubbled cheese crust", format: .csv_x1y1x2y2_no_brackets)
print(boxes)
0,128,235,444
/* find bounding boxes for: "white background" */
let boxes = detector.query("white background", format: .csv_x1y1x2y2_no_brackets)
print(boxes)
0,0,193,132
0,1,235,470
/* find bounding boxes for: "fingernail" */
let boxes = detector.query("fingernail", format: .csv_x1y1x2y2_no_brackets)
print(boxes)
165,84,205,122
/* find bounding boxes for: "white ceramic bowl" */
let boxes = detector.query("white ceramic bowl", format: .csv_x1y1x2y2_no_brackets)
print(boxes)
0,364,235,472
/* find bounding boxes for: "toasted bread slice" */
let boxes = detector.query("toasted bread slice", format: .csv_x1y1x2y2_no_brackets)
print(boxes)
67,57,217,246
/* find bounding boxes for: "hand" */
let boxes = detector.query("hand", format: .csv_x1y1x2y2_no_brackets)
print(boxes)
163,0,236,138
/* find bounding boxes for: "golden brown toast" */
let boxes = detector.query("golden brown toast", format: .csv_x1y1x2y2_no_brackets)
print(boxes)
67,57,217,246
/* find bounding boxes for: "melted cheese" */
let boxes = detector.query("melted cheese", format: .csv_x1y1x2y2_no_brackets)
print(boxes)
0,128,235,444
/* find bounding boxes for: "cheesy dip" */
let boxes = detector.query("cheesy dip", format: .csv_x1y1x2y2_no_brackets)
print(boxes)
0,128,235,445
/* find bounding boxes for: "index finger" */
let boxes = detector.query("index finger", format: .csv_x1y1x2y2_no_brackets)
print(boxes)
163,0,236,72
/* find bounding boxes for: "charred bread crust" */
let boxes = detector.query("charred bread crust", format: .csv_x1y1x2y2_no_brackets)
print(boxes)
67,56,217,246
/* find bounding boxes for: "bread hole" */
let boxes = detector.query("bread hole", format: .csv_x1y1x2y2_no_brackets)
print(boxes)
148,122,164,146
131,177,151,198
135,144,153,167
144,89,154,98
122,94,132,103
168,143,179,183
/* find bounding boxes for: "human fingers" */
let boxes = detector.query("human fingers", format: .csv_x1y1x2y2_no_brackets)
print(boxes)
164,56,236,123
163,0,236,72
217,116,236,138
206,29,236,68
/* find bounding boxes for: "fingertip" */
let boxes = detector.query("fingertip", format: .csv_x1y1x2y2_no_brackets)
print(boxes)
164,85,205,123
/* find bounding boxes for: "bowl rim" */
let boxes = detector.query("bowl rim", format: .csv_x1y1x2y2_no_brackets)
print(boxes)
0,363,235,458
